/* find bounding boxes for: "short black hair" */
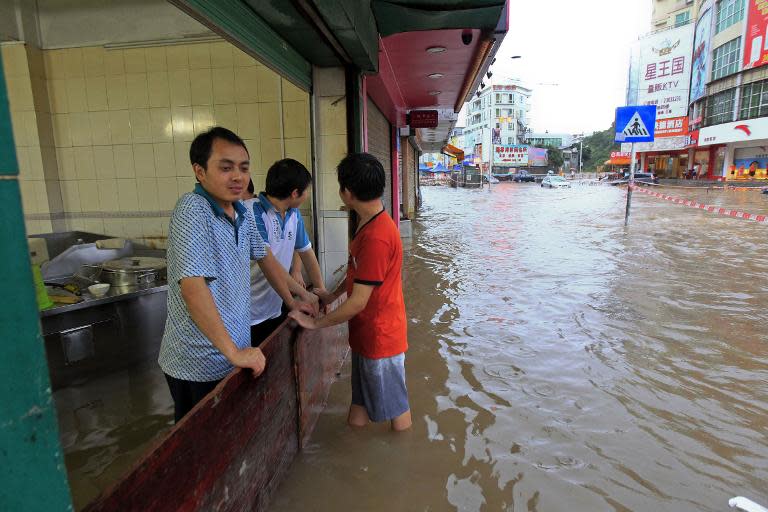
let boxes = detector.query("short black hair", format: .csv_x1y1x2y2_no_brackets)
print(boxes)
189,126,248,170
264,159,312,199
336,153,385,201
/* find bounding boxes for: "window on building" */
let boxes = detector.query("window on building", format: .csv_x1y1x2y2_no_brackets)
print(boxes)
507,137,513,144
495,108,500,117
704,88,736,125
495,93,500,103
675,11,691,26
712,37,741,80
739,79,768,119
715,0,745,34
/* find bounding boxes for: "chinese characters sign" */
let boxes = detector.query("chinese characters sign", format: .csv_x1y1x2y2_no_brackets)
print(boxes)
655,116,688,137
408,110,438,128
744,0,768,70
629,24,694,121
493,145,529,166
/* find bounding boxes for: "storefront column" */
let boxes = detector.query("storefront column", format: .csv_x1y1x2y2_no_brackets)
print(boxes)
640,153,646,172
312,66,350,289
722,144,734,179
0,51,73,512
708,146,717,179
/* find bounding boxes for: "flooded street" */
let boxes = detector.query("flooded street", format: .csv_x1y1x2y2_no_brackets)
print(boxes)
271,183,768,512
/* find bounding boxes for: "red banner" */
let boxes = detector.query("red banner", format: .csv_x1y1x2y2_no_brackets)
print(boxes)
654,116,688,137
744,0,768,70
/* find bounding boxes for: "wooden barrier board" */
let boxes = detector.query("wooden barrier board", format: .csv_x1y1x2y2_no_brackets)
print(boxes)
84,295,349,512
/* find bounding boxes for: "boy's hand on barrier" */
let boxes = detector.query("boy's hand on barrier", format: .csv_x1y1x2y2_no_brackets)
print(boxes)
230,347,266,377
289,310,317,330
311,287,334,306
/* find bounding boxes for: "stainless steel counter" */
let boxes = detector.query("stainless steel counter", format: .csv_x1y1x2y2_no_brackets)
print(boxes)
41,281,168,318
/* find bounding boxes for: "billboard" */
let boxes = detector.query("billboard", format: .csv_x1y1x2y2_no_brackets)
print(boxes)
691,3,713,103
493,145,529,166
628,24,694,121
528,147,548,167
744,0,768,70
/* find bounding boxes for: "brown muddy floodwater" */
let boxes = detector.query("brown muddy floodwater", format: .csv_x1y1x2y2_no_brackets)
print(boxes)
270,183,768,512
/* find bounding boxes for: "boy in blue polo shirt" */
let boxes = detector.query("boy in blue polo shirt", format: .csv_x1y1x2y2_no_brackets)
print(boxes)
158,127,316,422
244,159,329,345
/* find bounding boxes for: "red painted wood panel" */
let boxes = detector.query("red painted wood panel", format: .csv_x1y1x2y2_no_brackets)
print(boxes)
295,294,349,447
83,295,349,512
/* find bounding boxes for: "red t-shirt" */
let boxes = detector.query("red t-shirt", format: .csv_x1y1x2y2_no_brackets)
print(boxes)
346,210,407,358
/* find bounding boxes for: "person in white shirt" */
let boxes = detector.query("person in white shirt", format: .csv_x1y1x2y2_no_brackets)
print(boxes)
244,159,331,345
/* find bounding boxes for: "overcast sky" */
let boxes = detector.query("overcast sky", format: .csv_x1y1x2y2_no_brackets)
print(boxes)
459,0,652,135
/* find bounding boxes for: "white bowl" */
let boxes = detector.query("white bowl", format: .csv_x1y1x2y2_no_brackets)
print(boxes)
88,283,110,297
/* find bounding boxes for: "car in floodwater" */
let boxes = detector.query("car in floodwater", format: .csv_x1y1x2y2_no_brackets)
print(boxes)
541,175,571,188
624,172,659,184
513,170,536,183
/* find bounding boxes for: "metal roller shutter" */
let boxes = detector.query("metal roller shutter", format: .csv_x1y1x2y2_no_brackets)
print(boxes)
366,98,392,216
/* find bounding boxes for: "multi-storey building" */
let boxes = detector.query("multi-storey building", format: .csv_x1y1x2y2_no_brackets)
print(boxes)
462,79,532,169
652,0,697,30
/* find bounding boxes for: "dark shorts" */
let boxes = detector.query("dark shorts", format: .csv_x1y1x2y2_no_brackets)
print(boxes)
164,374,222,423
250,306,288,347
351,351,409,422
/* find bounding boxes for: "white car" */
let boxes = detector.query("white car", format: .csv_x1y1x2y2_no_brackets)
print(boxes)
541,176,571,188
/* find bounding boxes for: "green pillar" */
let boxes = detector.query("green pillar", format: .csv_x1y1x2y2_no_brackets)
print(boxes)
0,51,73,511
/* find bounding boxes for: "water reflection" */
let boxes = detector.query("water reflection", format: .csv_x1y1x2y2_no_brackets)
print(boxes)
271,184,768,511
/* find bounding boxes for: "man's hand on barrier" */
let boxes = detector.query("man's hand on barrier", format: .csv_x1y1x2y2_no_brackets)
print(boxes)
230,347,266,377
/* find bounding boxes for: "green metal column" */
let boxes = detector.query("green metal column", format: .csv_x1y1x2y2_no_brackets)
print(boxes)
0,52,73,511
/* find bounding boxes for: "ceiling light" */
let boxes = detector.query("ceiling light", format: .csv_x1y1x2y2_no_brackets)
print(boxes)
428,73,444,79
426,46,447,53
428,90,441,96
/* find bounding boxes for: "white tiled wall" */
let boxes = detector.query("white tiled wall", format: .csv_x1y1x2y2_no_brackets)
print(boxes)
4,38,313,243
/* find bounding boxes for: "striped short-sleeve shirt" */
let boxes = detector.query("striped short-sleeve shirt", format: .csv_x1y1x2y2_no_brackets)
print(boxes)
158,184,266,382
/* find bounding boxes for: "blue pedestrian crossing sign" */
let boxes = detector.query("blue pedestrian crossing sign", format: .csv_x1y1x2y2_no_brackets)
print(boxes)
615,105,657,142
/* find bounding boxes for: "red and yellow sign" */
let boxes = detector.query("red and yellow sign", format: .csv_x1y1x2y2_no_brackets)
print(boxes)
609,152,631,165
655,116,688,137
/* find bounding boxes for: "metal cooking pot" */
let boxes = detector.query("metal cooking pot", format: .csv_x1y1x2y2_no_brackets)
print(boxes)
98,257,167,287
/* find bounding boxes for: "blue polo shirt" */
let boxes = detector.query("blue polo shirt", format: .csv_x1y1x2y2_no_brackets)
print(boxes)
158,184,266,382
244,193,311,324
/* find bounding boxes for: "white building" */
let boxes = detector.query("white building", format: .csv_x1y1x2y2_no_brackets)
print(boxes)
462,79,532,166
525,132,574,149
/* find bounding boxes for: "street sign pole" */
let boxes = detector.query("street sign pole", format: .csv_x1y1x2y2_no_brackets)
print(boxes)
615,105,656,226
625,142,636,226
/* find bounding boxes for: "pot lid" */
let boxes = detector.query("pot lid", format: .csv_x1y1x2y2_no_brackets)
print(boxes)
102,256,166,272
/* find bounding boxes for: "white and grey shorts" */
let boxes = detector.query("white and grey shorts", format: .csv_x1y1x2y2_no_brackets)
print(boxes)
351,351,410,422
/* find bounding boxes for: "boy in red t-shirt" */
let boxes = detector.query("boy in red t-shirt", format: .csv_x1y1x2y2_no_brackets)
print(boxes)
289,153,411,431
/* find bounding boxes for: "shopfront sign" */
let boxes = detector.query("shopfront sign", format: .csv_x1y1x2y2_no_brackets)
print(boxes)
698,117,768,145
621,135,688,152
493,144,529,166
744,0,768,70
408,110,438,128
609,152,631,165
626,24,695,119
655,116,688,137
